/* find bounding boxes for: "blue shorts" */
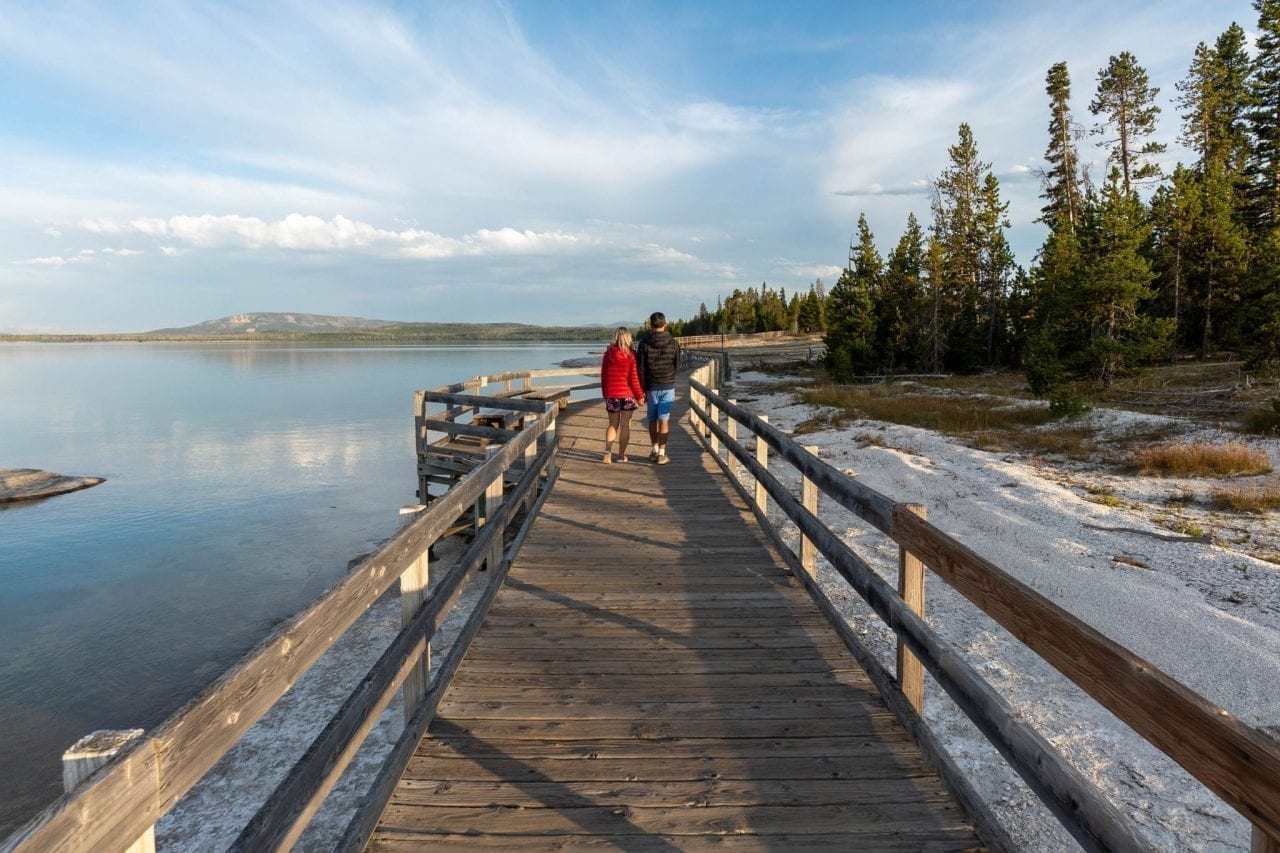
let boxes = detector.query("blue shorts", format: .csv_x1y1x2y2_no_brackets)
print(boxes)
646,388,675,422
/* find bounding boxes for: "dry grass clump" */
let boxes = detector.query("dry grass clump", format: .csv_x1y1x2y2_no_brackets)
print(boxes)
802,385,1057,434
1210,484,1280,513
1134,442,1272,477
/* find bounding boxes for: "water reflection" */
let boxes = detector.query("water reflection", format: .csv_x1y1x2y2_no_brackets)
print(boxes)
0,341,591,835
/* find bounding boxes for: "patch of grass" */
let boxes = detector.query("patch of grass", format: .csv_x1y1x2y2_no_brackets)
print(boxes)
801,384,1057,434
1085,484,1123,507
1166,518,1206,537
1133,442,1272,477
972,425,1098,460
1210,485,1280,513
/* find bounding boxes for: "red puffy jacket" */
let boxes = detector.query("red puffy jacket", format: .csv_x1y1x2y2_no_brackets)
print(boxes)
600,344,644,400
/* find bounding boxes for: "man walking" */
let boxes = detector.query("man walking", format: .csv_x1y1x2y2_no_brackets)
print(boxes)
636,311,680,464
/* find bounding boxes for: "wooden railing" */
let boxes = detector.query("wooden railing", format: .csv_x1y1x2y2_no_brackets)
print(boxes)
2,376,564,853
414,367,600,502
674,330,808,349
686,360,1280,853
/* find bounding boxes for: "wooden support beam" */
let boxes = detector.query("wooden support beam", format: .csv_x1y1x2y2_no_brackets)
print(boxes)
896,503,927,713
398,505,430,724
801,445,819,580
754,414,769,515
61,731,155,853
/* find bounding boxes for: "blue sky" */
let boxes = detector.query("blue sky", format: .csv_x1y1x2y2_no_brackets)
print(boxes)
0,0,1260,332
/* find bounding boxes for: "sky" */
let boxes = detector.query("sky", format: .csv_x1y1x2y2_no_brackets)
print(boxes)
0,0,1263,333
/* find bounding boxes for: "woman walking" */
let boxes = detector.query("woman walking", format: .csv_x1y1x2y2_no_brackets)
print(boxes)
599,327,644,463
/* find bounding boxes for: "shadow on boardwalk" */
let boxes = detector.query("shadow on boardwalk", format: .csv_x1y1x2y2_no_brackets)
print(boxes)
366,390,982,850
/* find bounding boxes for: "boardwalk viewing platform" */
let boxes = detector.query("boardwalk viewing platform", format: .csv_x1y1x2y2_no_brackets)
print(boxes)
364,386,980,849
5,352,1280,853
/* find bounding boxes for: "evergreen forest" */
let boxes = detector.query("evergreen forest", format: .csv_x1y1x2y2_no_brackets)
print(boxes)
672,3,1280,403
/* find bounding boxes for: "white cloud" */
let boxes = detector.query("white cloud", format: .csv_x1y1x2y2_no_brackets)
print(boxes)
18,256,74,267
68,213,724,273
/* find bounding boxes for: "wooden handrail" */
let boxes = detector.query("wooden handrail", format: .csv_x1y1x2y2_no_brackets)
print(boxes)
893,507,1280,842
338,458,562,852
690,378,894,531
3,397,559,853
232,433,560,850
686,393,1149,853
689,370,1280,848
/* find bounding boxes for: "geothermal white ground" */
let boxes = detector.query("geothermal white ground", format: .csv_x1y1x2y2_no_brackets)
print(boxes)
727,370,1280,852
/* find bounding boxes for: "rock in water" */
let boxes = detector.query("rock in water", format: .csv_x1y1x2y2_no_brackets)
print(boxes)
0,468,105,503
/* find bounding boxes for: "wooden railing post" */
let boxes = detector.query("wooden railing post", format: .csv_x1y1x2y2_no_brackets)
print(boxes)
801,445,819,580
708,390,720,457
754,415,769,515
726,400,738,481
476,445,505,570
398,506,430,723
62,730,156,853
542,410,558,481
1256,726,1280,852
523,429,538,510
897,503,927,712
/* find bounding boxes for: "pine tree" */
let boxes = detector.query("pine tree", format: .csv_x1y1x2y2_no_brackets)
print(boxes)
923,233,947,373
824,215,879,378
1248,0,1280,231
1176,27,1252,356
978,172,1014,364
1072,169,1173,385
931,123,1009,369
879,213,927,370
1090,52,1167,192
1149,166,1202,353
1040,62,1085,231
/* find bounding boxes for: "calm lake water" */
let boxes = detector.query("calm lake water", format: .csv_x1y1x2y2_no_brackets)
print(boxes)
0,341,595,836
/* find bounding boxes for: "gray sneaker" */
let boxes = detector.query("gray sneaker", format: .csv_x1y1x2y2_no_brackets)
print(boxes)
649,449,660,463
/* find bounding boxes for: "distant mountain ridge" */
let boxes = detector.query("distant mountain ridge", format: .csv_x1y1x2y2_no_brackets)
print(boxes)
150,312,405,335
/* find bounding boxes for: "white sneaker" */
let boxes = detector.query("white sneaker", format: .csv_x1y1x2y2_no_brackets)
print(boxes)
656,453,670,465
649,449,660,463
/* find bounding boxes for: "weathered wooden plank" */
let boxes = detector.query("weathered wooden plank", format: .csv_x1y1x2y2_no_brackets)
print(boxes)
448,670,872,690
414,734,915,761
389,778,958,808
369,832,980,852
428,718,896,740
375,802,974,837
435,699,895,721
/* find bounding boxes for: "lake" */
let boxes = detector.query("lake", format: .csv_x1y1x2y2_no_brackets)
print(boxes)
0,341,596,836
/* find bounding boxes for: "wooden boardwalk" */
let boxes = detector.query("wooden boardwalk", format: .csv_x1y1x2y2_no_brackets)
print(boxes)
367,389,983,850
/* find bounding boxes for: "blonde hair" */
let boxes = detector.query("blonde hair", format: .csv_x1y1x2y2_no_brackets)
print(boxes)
611,327,633,350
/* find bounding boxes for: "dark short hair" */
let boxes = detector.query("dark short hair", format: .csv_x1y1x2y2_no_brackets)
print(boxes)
649,311,666,328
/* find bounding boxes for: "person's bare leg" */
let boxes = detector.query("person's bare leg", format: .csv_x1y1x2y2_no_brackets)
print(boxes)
618,411,632,458
604,410,620,462
656,418,670,456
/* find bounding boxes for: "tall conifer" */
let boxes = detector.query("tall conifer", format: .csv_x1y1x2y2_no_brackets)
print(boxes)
1040,62,1084,231
1090,52,1167,192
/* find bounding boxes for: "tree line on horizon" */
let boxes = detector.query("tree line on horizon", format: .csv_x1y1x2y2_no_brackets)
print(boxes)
674,1,1280,405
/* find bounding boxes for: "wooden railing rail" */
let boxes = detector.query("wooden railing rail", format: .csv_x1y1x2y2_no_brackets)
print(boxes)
686,376,1146,853
3,391,561,853
688,370,1280,850
232,430,560,850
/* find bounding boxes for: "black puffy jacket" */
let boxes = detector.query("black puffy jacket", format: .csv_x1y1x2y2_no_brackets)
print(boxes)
637,330,680,391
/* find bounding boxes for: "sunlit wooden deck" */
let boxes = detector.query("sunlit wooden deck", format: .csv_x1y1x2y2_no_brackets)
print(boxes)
365,388,982,850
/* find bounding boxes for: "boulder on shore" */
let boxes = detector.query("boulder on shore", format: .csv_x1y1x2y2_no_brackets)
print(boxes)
1,468,105,503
